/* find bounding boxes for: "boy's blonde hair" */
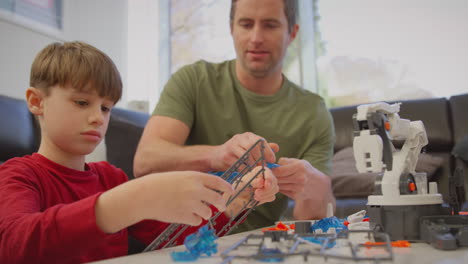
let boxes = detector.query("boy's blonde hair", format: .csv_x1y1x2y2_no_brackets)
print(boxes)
30,41,122,103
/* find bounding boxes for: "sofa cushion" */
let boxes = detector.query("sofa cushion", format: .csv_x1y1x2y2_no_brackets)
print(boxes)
0,95,40,161
397,98,453,152
452,136,468,162
331,147,444,198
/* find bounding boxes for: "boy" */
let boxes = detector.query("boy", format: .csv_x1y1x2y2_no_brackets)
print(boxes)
0,41,279,263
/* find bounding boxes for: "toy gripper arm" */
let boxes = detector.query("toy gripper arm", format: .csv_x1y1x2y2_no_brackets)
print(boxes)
353,111,393,173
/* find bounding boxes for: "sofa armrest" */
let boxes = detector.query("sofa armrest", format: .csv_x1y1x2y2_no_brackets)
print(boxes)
105,108,150,180
0,95,40,162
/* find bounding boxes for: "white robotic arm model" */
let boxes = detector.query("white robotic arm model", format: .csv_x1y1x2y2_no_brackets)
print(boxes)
352,102,443,206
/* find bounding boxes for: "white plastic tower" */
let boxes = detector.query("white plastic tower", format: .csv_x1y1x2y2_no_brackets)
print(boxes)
353,102,443,206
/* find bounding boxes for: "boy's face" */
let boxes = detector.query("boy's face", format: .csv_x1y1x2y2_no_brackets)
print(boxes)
36,84,114,157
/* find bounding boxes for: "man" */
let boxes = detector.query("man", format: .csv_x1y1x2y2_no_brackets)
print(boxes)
134,0,335,232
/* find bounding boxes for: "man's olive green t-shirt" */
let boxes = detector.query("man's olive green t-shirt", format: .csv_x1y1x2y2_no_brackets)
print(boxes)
154,60,334,233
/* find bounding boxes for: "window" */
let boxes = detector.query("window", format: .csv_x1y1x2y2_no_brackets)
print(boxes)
0,0,62,37
169,0,314,90
316,0,468,107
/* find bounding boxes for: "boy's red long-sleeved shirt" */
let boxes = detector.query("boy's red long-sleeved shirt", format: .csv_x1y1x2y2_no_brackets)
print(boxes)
0,153,234,264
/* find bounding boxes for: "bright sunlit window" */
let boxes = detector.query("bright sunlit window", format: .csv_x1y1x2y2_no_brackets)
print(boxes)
316,0,468,107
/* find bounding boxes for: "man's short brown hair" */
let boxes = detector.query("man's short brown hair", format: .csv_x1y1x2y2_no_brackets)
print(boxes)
229,0,298,33
30,41,122,103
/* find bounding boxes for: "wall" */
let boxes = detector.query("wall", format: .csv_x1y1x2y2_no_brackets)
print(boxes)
0,0,129,107
0,19,56,99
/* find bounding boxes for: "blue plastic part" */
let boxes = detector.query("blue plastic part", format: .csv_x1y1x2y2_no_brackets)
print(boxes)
311,216,346,233
259,248,284,262
209,171,238,183
266,162,280,169
301,236,336,248
170,251,198,262
171,224,219,262
209,163,280,183
185,225,218,256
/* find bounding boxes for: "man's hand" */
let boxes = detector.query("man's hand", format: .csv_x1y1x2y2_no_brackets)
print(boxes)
272,158,335,219
210,132,279,171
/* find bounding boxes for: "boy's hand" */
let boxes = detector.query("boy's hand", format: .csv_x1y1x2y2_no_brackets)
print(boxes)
224,167,279,217
96,171,235,233
140,172,234,226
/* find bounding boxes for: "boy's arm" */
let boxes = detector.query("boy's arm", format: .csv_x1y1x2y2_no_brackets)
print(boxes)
95,171,233,233
0,165,231,263
0,169,111,263
128,168,279,247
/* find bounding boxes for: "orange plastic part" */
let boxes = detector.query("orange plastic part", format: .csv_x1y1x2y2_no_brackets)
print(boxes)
385,121,391,131
261,221,292,232
364,240,411,248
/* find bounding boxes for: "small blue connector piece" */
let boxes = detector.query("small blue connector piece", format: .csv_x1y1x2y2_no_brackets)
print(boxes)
266,162,280,169
171,224,219,262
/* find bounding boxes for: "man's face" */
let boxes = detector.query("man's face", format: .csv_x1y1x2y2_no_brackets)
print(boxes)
38,84,114,157
231,0,298,78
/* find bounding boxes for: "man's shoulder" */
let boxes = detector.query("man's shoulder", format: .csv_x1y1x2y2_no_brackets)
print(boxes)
286,80,325,104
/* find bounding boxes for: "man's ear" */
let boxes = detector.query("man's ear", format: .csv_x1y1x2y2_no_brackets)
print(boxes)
26,87,44,115
288,24,300,44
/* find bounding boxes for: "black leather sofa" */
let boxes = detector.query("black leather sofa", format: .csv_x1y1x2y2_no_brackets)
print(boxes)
2,93,468,219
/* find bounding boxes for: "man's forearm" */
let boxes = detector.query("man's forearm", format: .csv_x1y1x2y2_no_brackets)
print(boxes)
133,138,216,177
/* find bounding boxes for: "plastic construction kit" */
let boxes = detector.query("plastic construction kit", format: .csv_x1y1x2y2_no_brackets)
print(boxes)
144,139,273,256
218,212,399,263
220,227,395,263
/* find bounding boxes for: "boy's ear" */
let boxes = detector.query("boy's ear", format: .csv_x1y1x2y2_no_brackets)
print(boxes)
26,87,44,115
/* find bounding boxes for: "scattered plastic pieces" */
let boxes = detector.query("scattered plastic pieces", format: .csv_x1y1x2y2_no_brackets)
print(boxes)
311,216,346,233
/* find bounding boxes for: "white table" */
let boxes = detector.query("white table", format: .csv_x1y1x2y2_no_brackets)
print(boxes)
90,228,468,264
